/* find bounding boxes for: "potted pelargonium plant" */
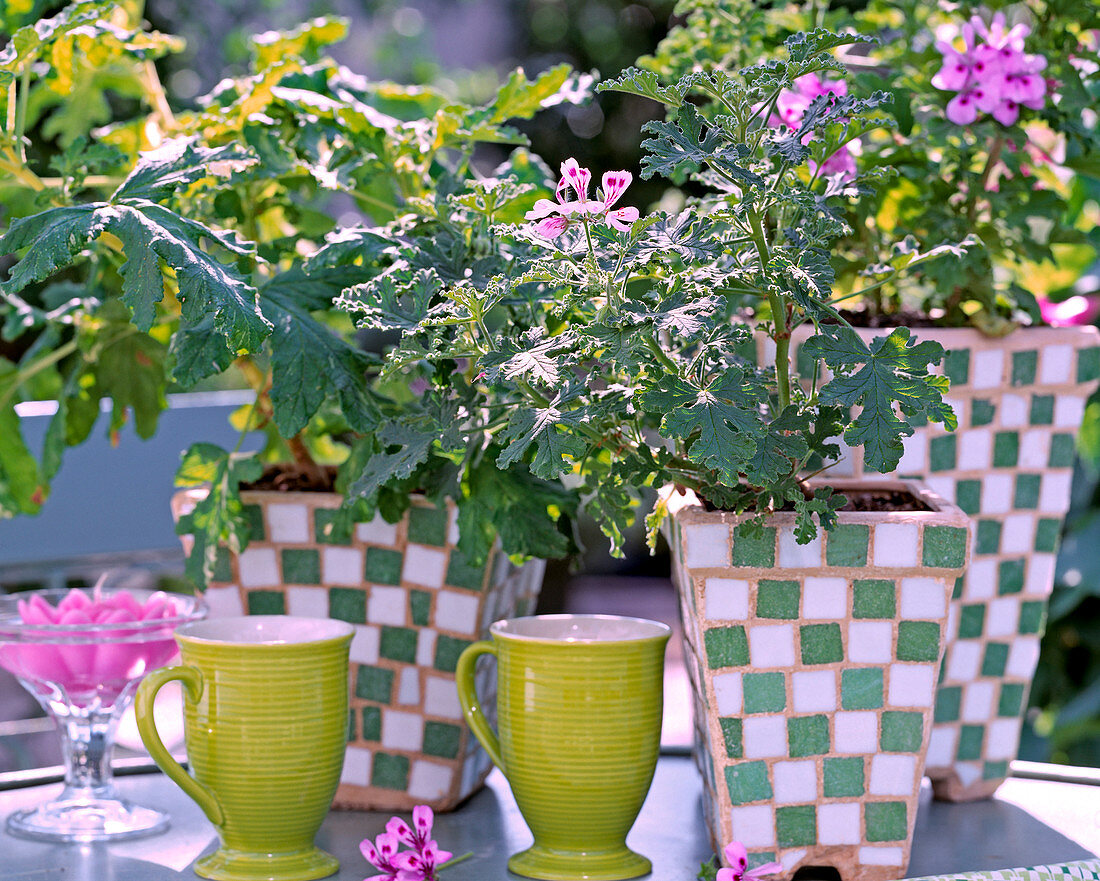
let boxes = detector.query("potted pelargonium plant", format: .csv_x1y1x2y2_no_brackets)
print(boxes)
340,29,972,880
641,0,1100,803
0,1,590,812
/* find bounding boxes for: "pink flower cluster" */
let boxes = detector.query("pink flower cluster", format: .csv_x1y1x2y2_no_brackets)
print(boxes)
1038,294,1100,327
932,12,1048,126
717,840,783,881
769,73,858,179
361,806,452,881
525,158,639,238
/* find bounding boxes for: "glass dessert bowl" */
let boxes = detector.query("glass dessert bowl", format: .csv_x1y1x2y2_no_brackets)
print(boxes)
0,585,206,842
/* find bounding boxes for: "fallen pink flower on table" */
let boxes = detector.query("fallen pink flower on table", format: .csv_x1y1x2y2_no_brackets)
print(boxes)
717,840,783,881
362,806,456,881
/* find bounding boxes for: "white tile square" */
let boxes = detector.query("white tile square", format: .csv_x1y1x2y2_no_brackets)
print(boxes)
238,547,279,587
888,664,936,707
957,429,993,471
425,676,463,720
802,577,848,619
402,545,448,588
705,579,750,621
772,760,817,802
1054,395,1086,429
987,718,1023,760
926,726,957,767
341,746,372,785
1018,430,1051,469
859,847,905,866
1027,554,1057,596
945,603,960,642
834,711,878,754
899,577,947,619
792,670,836,713
1040,344,1075,384
872,523,918,567
683,525,730,568
870,754,917,796
926,476,956,503
1001,515,1035,554
448,508,461,546
382,709,424,751
436,591,480,635
748,623,796,668
417,629,437,667
955,762,983,788
819,803,861,845
964,559,998,600
408,760,454,801
713,672,743,715
1039,472,1074,514
1000,394,1029,426
986,597,1019,638
780,850,808,872
322,547,364,586
350,625,380,664
357,513,399,546
742,715,788,758
848,621,893,664
961,681,996,722
1006,637,1041,679
946,641,982,681
778,528,821,568
897,433,928,473
397,667,420,705
982,475,1014,514
729,806,776,848
203,585,244,617
286,586,328,618
971,349,1005,388
367,586,407,626
267,503,309,543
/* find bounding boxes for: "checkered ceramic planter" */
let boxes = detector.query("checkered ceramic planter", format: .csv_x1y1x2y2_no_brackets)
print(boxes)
666,481,971,881
171,488,544,812
771,325,1100,801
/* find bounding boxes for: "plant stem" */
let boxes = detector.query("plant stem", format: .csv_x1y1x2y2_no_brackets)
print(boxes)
645,336,679,375
14,66,30,161
749,209,791,411
0,340,79,409
968,133,1004,223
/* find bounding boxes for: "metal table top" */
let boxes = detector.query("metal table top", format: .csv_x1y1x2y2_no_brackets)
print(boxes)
1,757,1098,880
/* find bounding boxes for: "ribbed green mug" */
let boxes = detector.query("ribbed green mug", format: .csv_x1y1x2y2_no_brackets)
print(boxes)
456,614,670,881
135,616,353,881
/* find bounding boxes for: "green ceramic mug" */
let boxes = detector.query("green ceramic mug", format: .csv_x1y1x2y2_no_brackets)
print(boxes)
456,614,670,881
135,616,353,881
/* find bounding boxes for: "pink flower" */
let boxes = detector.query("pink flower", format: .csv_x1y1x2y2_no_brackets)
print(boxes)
524,159,639,238
768,73,858,180
361,806,454,881
361,832,403,881
1039,294,1100,327
716,841,783,881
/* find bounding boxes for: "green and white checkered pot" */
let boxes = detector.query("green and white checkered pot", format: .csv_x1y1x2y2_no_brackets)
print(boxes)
172,488,544,812
666,480,971,881
776,325,1100,801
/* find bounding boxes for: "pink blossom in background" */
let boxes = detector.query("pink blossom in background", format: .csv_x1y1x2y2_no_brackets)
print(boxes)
1038,294,1100,327
524,159,639,238
768,73,858,180
933,11,1048,126
716,841,783,881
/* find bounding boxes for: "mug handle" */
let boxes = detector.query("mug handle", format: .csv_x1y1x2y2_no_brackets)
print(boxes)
455,641,505,772
135,665,225,827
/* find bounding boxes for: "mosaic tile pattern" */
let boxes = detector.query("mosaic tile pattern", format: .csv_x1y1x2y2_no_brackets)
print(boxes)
173,489,544,812
777,325,1100,801
668,482,971,881
905,861,1100,881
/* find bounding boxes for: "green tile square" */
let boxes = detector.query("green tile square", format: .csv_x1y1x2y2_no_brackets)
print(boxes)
361,705,382,742
955,480,982,515
1018,601,1045,634
865,802,907,842
725,761,773,805
929,435,957,472
944,348,970,386
880,711,924,752
923,525,968,569
897,621,941,662
993,431,1020,467
408,505,448,546
1049,433,1078,468
423,721,462,759
410,590,432,626
347,707,356,742
743,672,787,713
787,714,829,757
981,642,1010,677
355,665,394,702
1078,346,1100,383
212,546,233,583
314,508,351,545
243,504,265,541
776,805,817,847
983,760,1009,780
329,587,367,624
445,549,487,591
1014,474,1041,510
853,580,896,619
756,580,800,619
825,524,869,567
732,526,776,567
705,626,749,668
434,635,473,672
971,399,995,426
800,623,844,665
365,547,404,585
998,683,1026,717
957,724,984,760
934,685,962,723
975,520,1002,555
952,576,965,600
957,604,986,639
823,757,864,797
372,753,410,790
998,559,1026,595
1034,519,1062,553
1012,350,1038,386
841,667,883,710
380,626,417,663
720,718,743,758
281,548,320,584
246,590,285,615
1030,395,1055,425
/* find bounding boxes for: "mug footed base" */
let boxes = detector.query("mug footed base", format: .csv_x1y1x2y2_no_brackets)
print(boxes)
508,843,652,881
195,845,338,881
